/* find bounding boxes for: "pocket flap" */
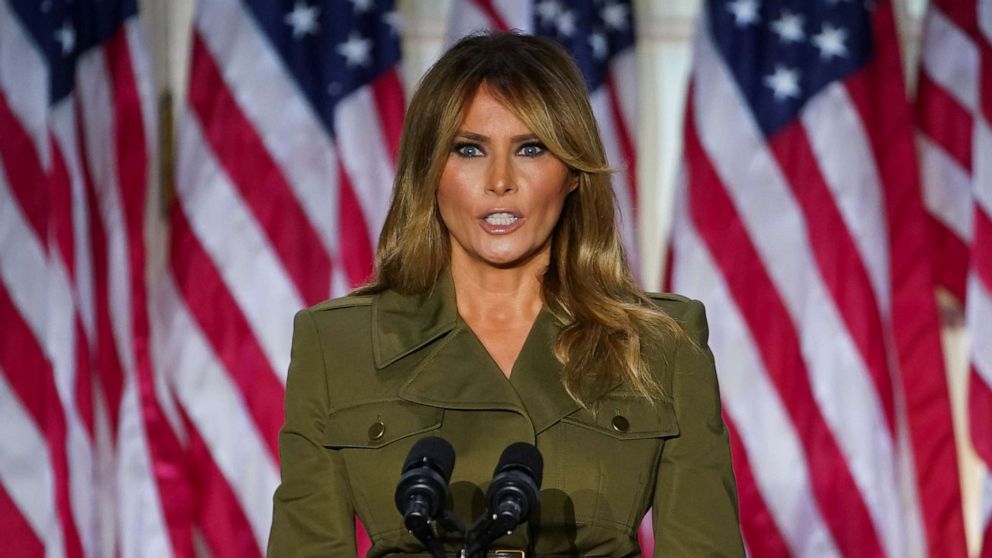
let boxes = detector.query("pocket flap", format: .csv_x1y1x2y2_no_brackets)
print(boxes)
561,394,678,440
322,399,442,449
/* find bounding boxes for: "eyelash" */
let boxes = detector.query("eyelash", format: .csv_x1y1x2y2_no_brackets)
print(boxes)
451,142,546,158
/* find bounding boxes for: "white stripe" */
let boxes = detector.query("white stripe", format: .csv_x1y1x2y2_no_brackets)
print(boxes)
801,83,891,314
0,0,49,164
0,369,65,558
195,1,341,276
917,134,974,242
981,0,992,42
921,8,978,113
492,0,533,31
125,21,157,164
671,189,840,558
446,2,497,44
974,116,992,217
968,275,992,387
609,50,637,135
334,88,396,244
176,111,300,381
589,89,638,268
157,275,279,550
693,29,907,556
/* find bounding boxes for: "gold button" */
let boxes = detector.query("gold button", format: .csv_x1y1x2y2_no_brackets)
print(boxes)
612,415,629,433
368,421,385,441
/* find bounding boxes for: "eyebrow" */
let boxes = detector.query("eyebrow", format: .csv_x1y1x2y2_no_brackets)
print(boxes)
454,131,540,143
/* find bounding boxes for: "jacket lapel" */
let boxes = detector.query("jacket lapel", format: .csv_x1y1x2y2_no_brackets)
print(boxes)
372,269,581,432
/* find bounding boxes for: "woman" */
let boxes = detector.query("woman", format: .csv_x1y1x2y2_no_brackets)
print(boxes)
268,32,743,557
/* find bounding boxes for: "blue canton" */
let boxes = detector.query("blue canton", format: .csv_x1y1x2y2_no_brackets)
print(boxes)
8,0,137,103
708,0,873,137
244,0,401,139
532,0,635,92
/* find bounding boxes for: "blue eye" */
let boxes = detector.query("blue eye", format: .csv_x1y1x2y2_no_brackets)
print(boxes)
519,143,545,157
454,143,483,157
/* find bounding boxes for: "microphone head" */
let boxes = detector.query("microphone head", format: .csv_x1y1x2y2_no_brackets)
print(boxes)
493,442,543,487
403,436,455,482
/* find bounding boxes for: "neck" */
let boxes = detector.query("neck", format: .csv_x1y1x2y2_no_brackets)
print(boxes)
449,250,547,325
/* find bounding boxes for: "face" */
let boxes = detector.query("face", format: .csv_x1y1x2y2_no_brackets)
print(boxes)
438,85,575,271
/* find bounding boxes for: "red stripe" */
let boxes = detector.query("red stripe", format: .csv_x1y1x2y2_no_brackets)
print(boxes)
915,73,973,171
981,39,992,124
471,0,510,30
723,413,790,558
370,69,405,161
0,285,84,558
50,135,76,279
604,75,637,211
929,217,969,301
188,32,332,306
845,5,967,556
336,152,376,288
975,206,992,291
73,316,94,438
684,98,885,557
982,520,992,558
356,518,373,556
0,90,48,240
0,483,44,558
970,368,992,464
103,27,195,557
178,409,263,558
170,205,285,458
768,121,896,434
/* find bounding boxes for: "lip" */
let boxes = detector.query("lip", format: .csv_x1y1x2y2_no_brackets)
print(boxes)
478,209,524,235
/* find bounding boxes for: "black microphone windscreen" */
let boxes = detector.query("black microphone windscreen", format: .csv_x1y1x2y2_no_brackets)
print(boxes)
493,442,543,486
403,436,455,481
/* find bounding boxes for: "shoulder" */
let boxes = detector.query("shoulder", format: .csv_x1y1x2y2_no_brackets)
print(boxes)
644,292,709,344
299,294,375,337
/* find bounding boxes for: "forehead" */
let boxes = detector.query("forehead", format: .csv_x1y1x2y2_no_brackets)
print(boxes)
458,85,534,137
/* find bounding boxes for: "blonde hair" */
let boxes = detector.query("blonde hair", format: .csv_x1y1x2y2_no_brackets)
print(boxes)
356,32,683,405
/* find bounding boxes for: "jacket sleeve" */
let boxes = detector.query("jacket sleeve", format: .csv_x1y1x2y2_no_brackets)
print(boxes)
268,309,357,557
653,299,745,557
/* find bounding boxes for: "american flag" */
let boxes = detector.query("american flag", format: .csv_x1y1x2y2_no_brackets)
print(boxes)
671,0,968,556
916,1,992,555
0,0,178,556
167,0,403,555
447,0,640,273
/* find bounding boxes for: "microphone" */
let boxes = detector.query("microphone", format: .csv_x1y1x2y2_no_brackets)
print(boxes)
462,442,543,558
395,436,455,558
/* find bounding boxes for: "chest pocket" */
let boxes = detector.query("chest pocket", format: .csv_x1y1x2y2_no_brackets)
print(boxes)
545,395,678,531
321,399,443,449
321,400,444,538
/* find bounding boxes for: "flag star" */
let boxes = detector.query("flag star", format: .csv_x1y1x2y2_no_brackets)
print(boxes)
535,0,561,24
337,32,372,67
589,32,608,59
601,2,629,31
556,10,577,36
727,0,760,27
54,21,75,55
383,11,403,34
812,24,848,59
764,65,801,100
350,0,374,13
284,1,319,39
771,11,804,43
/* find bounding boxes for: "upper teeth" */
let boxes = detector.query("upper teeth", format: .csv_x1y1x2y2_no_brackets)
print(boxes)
485,213,518,226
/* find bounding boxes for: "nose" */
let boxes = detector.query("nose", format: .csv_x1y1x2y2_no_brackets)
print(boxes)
486,154,515,195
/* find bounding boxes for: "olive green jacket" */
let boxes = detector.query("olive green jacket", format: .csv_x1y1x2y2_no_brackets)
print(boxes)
268,272,744,557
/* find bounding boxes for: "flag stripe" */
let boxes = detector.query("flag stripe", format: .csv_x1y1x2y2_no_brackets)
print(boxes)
605,75,637,207
188,32,332,306
0,481,45,558
684,98,884,557
169,206,284,458
370,70,405,161
916,74,973,171
0,91,49,240
336,150,376,287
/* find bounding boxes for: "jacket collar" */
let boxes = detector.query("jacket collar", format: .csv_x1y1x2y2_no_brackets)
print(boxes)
371,269,581,434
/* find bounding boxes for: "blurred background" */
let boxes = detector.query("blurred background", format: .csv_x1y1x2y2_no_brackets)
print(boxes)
1,0,988,556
